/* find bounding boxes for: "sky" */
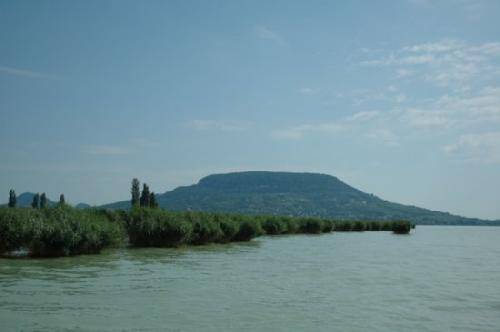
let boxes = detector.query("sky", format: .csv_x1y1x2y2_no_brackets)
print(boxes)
1,0,499,219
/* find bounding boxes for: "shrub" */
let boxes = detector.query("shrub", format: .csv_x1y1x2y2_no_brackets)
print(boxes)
381,221,393,231
335,221,353,231
262,217,286,235
369,221,382,231
392,220,411,234
299,218,323,234
0,207,125,257
352,221,366,232
233,219,261,241
1,206,415,257
217,216,239,243
191,215,224,245
127,209,193,247
321,220,335,233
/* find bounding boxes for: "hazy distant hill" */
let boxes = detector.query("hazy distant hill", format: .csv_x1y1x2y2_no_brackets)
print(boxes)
10,192,57,208
1,192,90,209
75,203,92,209
100,171,498,226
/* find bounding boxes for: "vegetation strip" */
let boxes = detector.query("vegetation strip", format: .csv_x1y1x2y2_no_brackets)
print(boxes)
0,206,412,258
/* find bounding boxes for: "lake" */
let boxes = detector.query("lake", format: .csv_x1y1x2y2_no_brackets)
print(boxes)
1,226,500,331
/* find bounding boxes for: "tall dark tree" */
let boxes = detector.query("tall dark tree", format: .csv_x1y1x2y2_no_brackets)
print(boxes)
150,192,158,208
40,193,47,209
59,194,66,206
8,189,16,208
32,193,40,209
131,178,140,207
140,183,151,208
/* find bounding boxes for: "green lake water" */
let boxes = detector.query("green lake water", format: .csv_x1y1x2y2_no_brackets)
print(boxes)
1,226,500,331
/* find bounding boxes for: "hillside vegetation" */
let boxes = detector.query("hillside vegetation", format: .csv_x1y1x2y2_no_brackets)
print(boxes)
101,172,497,226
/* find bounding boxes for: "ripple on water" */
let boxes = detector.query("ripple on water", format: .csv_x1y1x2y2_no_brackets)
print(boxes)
1,227,500,331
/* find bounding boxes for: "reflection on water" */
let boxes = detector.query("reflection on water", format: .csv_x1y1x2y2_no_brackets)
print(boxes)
1,227,500,331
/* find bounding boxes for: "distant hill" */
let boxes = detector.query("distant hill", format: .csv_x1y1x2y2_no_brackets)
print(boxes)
1,192,91,209
100,171,499,226
10,192,57,208
75,203,92,209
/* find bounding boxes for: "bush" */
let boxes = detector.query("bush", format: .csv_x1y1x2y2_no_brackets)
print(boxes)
369,221,381,231
127,208,193,247
381,221,393,231
321,220,335,233
1,206,415,257
262,217,286,235
392,220,411,234
352,221,366,232
335,221,353,232
233,219,262,241
299,218,323,234
281,217,299,234
0,207,125,257
190,214,224,245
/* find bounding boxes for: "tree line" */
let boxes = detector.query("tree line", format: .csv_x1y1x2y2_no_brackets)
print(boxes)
7,177,158,209
7,189,66,209
131,178,158,208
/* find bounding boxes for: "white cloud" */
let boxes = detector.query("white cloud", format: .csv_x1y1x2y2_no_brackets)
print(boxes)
298,87,317,95
271,122,346,140
404,40,464,53
387,85,398,92
254,25,285,44
396,68,415,78
347,87,408,106
346,110,380,122
0,65,58,79
395,86,500,130
403,108,454,129
361,40,500,88
400,54,436,65
443,132,500,164
271,110,400,147
366,129,399,147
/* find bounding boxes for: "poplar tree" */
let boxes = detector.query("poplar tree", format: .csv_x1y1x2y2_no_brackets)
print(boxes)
59,194,66,206
131,178,140,207
40,193,47,209
150,192,158,208
32,193,40,209
140,184,151,208
8,189,16,208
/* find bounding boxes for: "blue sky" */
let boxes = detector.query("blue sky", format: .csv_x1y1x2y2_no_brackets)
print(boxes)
1,0,499,219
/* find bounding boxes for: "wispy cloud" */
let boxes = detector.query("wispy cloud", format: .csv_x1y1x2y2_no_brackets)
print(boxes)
271,110,399,146
361,40,500,87
346,110,380,122
298,87,318,95
188,120,251,132
443,132,500,164
347,86,409,106
366,129,399,147
254,25,285,44
273,81,500,151
271,122,346,140
0,65,58,79
401,86,500,130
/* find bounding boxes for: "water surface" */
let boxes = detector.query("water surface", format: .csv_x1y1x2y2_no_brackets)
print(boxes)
1,226,500,331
